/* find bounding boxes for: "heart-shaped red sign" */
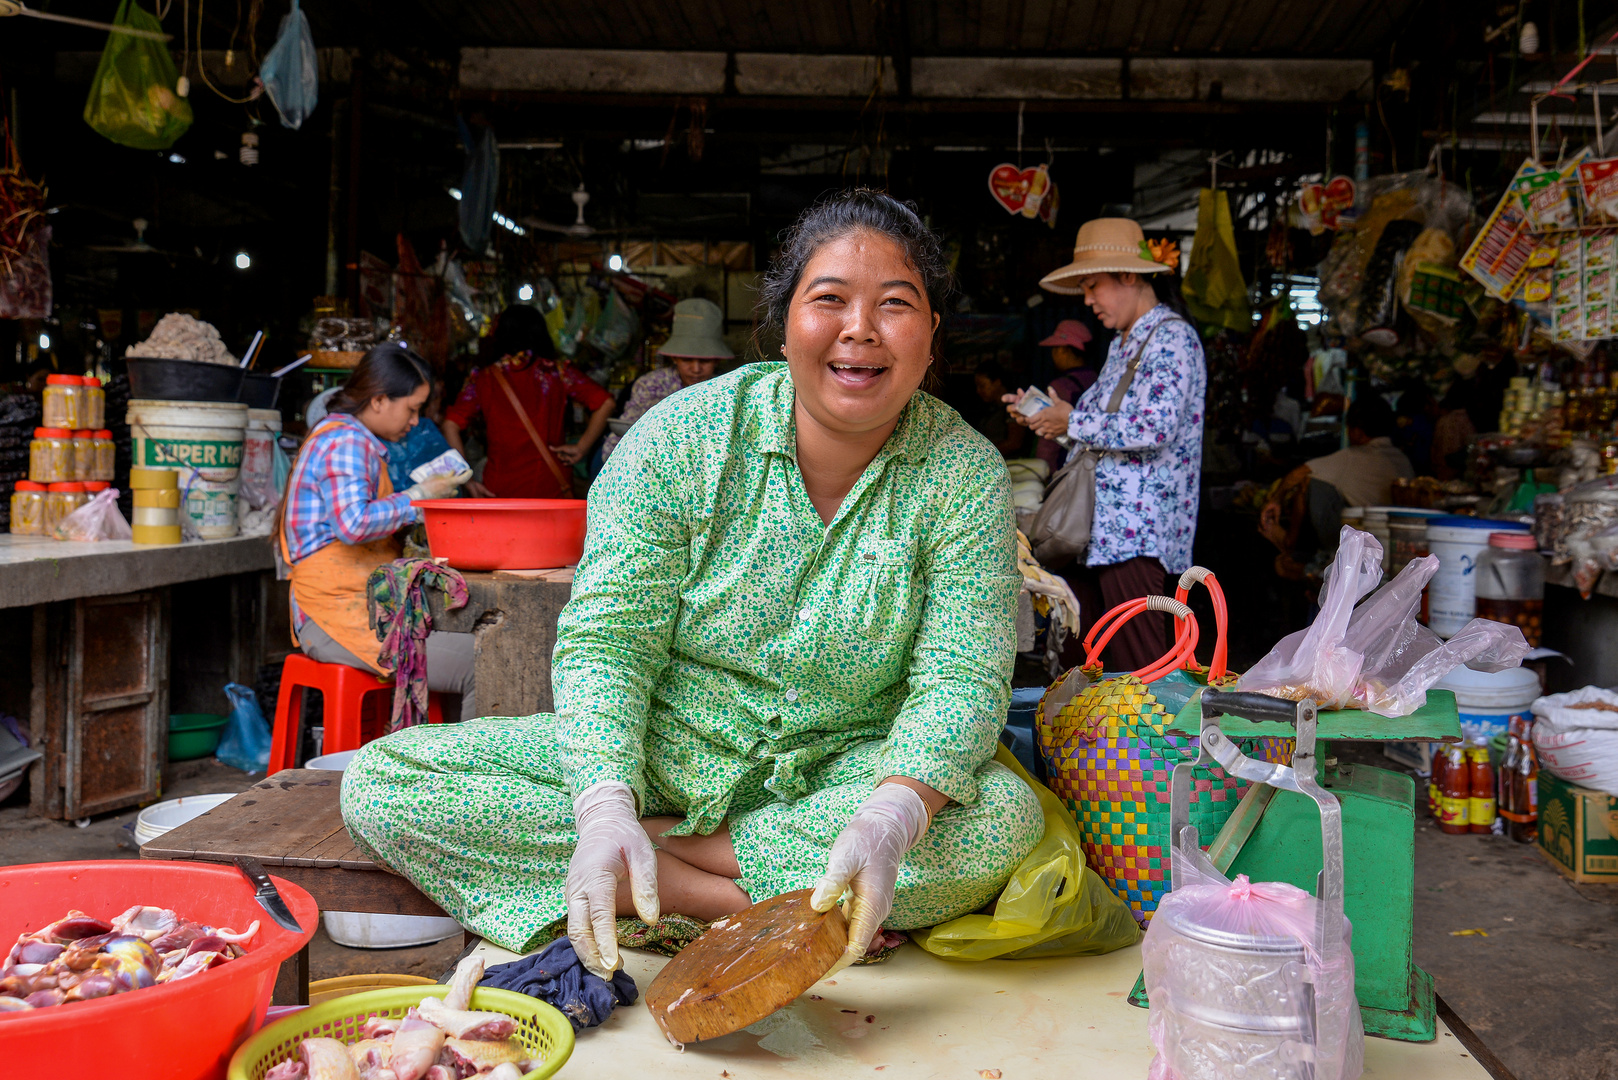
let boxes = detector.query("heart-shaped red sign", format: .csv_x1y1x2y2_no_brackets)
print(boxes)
988,163,1041,215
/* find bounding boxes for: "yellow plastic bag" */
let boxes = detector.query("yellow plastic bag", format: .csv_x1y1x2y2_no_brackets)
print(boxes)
910,747,1141,961
1182,188,1250,332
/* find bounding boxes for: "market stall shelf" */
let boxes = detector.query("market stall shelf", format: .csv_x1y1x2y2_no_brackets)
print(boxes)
140,768,453,1005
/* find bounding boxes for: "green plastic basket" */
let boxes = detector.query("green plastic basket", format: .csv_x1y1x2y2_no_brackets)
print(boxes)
226,984,575,1080
167,712,227,761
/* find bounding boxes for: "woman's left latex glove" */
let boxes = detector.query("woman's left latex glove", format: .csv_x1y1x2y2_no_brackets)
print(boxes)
809,782,931,976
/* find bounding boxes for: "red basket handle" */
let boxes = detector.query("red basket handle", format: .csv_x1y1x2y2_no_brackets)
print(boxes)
1083,595,1198,681
1174,566,1229,682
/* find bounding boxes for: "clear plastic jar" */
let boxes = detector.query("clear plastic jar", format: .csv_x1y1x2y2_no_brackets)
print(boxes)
71,430,96,481
45,482,88,535
93,430,116,481
30,427,73,483
1475,531,1546,646
9,481,46,535
42,374,78,429
82,376,106,430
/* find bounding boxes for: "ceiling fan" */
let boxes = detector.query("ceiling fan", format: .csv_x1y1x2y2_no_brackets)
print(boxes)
523,184,596,238
0,0,172,40
85,217,195,259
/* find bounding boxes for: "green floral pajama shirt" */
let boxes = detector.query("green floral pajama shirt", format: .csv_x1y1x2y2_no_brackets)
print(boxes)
342,363,1044,954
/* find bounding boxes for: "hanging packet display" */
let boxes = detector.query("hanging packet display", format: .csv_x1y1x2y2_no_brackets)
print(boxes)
1460,160,1541,300
1515,169,1577,230
82,0,192,150
1580,159,1618,227
259,0,319,130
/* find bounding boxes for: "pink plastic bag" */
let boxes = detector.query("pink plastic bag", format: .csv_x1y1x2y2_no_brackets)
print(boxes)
1143,845,1364,1080
1239,526,1530,715
53,488,132,542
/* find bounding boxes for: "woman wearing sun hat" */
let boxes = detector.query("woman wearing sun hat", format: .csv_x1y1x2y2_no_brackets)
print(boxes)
602,298,732,460
1007,217,1206,670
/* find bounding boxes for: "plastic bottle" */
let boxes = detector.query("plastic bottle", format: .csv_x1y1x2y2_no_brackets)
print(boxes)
1467,742,1496,834
82,376,106,430
1428,747,1445,817
45,482,88,536
9,481,46,535
1438,744,1470,834
93,430,116,481
29,427,73,483
1474,532,1546,646
70,430,96,481
41,374,80,429
1509,735,1540,844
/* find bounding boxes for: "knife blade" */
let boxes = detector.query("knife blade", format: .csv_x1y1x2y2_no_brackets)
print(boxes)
235,856,303,933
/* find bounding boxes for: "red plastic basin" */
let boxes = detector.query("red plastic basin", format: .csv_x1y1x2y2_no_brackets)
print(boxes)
0,860,317,1080
413,498,587,571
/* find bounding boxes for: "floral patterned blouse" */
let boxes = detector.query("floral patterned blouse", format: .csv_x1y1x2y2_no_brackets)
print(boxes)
1065,304,1206,573
551,361,1023,836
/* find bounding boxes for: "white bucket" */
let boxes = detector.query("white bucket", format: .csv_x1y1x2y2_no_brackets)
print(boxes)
1437,665,1542,741
127,399,249,539
241,408,283,503
1426,517,1530,637
311,748,463,949
134,792,238,846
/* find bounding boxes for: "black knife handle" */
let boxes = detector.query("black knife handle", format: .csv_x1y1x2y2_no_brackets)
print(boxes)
234,855,273,890
1200,690,1302,725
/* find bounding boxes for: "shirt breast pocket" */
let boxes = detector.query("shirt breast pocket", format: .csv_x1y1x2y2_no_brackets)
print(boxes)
849,538,922,643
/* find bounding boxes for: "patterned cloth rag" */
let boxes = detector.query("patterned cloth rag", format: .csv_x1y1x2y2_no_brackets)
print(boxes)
482,936,638,1031
366,558,468,733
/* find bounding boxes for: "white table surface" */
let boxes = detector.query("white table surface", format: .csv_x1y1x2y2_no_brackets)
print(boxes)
471,939,1496,1079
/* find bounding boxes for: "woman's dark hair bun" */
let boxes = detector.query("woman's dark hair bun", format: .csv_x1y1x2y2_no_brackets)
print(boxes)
328,342,432,416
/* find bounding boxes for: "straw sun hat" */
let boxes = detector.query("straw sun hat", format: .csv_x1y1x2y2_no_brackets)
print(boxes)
1040,218,1174,295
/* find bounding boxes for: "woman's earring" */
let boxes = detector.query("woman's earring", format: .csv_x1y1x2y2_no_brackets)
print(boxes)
779,345,786,356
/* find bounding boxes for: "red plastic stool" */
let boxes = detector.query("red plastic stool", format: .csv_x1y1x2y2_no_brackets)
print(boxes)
269,653,445,773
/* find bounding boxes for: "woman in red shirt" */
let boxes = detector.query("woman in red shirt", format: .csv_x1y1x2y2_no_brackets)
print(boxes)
442,305,615,498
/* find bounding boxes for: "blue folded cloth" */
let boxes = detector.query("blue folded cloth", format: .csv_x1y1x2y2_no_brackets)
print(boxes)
481,937,638,1031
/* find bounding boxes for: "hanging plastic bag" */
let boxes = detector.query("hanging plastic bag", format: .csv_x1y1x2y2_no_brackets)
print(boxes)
456,118,499,251
83,0,193,150
216,682,272,774
53,488,132,542
259,0,319,130
911,747,1140,961
1182,188,1250,331
587,287,640,360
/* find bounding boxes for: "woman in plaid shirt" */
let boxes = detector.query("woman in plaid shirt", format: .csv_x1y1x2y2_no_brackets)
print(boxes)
278,344,478,720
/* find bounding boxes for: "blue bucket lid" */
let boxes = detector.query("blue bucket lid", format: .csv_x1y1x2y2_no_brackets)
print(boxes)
1430,516,1530,530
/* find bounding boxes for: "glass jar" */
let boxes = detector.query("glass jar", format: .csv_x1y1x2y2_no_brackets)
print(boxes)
45,482,88,536
71,430,96,481
93,430,116,481
82,376,106,430
42,374,80,430
29,427,73,483
9,481,46,535
1474,531,1546,646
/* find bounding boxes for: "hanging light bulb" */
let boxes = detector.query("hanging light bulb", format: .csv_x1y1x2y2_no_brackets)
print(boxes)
240,131,260,166
517,284,535,302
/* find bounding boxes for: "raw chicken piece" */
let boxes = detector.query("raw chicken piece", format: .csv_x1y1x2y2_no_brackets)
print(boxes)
24,988,63,1008
360,1017,402,1039
388,1010,446,1080
265,1060,308,1080
300,1038,363,1080
163,949,228,982
109,906,179,941
350,1039,398,1080
416,996,516,1041
210,921,260,946
42,911,114,942
0,995,32,1011
441,956,483,1011
439,1037,531,1073
485,1065,524,1080
149,920,212,952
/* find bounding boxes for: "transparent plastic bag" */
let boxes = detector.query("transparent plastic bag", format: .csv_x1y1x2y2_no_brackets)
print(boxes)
910,747,1141,961
215,682,272,774
1239,526,1530,715
52,488,132,542
1143,840,1364,1080
82,0,193,150
259,0,319,130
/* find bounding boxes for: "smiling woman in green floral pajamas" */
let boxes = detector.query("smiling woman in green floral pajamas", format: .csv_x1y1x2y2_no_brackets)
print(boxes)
342,193,1044,968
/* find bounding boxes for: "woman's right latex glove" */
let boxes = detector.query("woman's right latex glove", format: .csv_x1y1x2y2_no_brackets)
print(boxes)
402,472,463,501
565,781,660,980
809,782,930,976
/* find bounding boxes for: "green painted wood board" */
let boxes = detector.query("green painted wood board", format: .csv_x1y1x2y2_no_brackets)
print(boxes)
1167,689,1462,743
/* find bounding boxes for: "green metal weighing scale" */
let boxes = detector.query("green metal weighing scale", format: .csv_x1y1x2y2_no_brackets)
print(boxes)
1127,687,1463,1042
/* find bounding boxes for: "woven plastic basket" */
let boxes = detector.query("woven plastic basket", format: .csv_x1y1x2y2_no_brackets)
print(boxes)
227,984,575,1080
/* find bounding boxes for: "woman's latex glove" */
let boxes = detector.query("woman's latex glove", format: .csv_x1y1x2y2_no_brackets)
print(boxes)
565,781,660,980
402,472,464,501
809,782,931,976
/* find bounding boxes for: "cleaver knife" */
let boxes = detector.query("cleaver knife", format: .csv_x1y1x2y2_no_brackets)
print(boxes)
235,856,303,933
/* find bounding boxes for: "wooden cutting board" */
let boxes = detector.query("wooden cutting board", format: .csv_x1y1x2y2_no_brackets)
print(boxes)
645,889,848,1045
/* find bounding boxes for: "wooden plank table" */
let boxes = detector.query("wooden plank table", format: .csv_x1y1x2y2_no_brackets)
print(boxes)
140,768,453,1003
429,568,573,718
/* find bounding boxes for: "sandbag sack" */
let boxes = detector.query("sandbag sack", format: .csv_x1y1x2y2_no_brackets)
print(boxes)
1533,687,1618,796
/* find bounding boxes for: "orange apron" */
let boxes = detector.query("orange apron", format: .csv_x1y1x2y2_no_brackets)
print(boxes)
278,420,403,674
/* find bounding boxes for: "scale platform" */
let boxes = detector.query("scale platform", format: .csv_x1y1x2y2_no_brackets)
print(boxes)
1129,689,1461,1042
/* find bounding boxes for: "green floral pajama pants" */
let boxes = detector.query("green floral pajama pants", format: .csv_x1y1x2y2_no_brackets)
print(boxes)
340,715,1045,954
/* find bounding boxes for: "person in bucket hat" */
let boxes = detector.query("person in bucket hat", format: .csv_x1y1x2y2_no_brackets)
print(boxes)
1033,319,1097,470
603,298,733,459
1007,217,1206,671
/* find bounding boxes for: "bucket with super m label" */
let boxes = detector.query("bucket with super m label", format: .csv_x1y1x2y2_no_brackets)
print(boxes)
127,399,249,539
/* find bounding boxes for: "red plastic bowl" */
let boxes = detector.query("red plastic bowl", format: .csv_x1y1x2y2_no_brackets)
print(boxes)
413,498,587,571
0,860,317,1080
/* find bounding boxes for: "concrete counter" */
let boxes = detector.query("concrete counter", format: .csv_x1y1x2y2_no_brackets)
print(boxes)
0,534,274,609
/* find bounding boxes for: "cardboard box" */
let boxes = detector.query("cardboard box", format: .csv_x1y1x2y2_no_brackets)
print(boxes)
1537,771,1618,883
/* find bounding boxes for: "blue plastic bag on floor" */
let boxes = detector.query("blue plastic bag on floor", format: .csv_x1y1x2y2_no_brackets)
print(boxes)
259,0,318,129
216,682,272,774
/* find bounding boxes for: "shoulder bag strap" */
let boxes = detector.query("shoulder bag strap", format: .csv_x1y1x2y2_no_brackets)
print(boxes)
490,363,573,490
1104,315,1187,414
